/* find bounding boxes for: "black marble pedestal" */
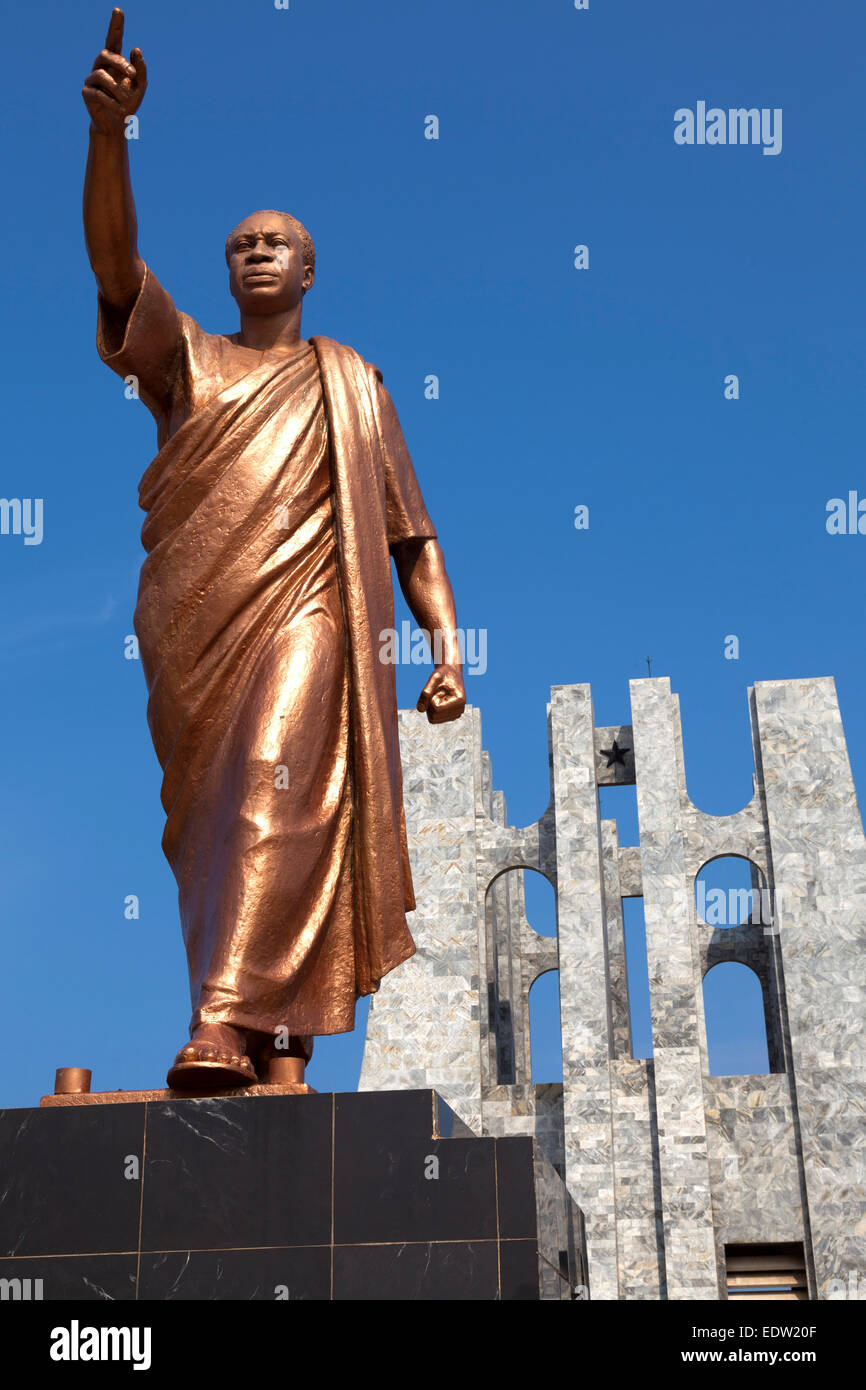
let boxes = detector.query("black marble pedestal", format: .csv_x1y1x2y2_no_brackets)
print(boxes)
0,1089,584,1301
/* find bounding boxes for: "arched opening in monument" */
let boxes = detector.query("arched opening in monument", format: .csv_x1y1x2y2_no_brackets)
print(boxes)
485,868,556,1084
702,962,770,1076
528,969,563,1083
694,855,770,929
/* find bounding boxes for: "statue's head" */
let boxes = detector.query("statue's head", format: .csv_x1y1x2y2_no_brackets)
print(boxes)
225,210,315,316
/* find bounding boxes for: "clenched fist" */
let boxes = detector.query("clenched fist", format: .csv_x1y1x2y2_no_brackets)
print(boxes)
417,663,466,724
82,8,147,135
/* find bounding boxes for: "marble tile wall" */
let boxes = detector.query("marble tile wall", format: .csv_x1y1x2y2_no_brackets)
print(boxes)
360,679,866,1301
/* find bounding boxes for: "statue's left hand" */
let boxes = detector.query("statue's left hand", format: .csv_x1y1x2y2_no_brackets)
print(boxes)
417,664,466,724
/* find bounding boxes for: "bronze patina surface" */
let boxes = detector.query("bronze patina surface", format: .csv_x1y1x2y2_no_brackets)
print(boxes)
41,1084,317,1107
82,10,465,1092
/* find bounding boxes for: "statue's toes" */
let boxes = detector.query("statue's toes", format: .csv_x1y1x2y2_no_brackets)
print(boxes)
166,1040,258,1090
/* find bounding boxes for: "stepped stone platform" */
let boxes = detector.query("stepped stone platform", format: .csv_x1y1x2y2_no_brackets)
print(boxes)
0,1088,584,1301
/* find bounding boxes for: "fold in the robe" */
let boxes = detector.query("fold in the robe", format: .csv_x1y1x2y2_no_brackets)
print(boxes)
98,271,434,1038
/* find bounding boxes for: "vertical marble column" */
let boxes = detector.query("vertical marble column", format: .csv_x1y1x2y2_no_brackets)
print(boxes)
358,707,484,1134
631,678,720,1299
550,684,619,1299
610,1057,667,1298
752,678,866,1298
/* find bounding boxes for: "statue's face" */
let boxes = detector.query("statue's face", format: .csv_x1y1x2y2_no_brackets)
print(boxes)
227,213,313,315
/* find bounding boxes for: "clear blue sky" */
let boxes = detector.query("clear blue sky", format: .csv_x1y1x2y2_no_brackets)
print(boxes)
0,0,863,1106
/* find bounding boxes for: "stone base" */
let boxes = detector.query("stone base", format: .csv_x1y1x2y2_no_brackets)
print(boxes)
0,1088,586,1301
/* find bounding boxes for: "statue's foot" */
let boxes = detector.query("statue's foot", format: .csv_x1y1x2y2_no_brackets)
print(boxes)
166,1024,257,1091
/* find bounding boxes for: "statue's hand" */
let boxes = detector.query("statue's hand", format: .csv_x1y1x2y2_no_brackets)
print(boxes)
82,8,147,135
417,664,466,725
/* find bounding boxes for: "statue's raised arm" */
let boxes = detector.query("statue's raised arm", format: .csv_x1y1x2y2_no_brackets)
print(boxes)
82,8,148,309
79,7,464,1096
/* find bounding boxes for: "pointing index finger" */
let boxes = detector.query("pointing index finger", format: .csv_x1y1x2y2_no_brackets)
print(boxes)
105,8,124,55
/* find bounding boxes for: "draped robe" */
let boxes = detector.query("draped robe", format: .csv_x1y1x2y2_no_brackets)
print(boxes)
97,269,435,1042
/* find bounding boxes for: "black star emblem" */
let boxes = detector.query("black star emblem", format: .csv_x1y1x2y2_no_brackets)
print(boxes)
600,739,631,768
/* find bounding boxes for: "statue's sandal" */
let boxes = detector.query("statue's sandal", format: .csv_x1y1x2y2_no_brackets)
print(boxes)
166,1044,257,1091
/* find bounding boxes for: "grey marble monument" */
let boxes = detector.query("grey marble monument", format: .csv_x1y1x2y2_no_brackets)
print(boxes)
360,677,866,1301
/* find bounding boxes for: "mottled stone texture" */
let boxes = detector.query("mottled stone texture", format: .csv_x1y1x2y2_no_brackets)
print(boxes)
360,679,866,1301
706,1076,804,1245
359,709,483,1133
548,687,618,1301
751,679,866,1299
631,679,720,1299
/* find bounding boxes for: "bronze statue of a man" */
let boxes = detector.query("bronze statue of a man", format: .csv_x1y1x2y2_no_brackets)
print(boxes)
83,10,465,1090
